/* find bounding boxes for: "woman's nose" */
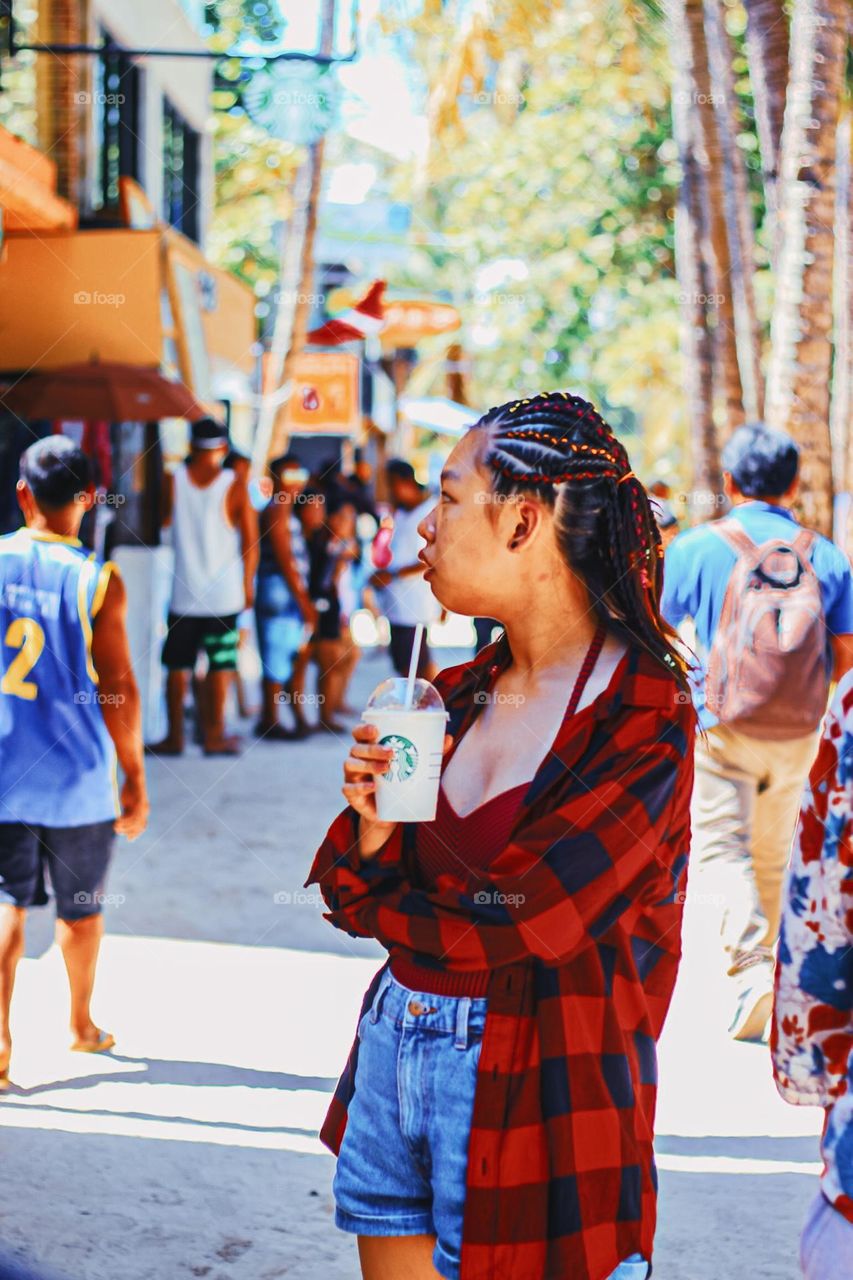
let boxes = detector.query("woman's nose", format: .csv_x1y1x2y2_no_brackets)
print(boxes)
418,508,437,542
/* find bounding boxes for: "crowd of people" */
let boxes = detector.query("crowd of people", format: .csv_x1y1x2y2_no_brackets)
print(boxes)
144,416,447,755
0,403,852,1279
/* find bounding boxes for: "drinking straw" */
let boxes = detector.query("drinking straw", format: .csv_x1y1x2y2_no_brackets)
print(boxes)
404,622,425,709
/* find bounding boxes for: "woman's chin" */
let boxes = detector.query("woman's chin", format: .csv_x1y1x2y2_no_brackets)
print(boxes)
430,582,484,618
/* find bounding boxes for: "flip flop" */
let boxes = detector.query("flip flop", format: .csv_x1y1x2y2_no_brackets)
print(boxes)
253,722,297,742
71,1030,116,1054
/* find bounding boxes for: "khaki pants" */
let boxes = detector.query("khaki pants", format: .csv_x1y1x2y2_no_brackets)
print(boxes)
691,722,819,967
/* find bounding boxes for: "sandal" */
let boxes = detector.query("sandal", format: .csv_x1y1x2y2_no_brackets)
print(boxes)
202,736,243,756
253,722,297,742
71,1030,116,1054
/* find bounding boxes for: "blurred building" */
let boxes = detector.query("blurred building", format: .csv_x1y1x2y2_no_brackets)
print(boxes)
0,0,257,526
0,0,257,738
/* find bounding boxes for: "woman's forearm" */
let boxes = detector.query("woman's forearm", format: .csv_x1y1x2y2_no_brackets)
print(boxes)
358,815,399,859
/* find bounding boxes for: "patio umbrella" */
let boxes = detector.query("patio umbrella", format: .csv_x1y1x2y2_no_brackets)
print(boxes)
1,361,207,422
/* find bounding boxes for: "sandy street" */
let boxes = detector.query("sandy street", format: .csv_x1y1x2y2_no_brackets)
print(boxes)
0,647,819,1280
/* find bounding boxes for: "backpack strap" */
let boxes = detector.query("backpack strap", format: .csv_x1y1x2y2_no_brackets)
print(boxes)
709,517,757,559
791,527,817,562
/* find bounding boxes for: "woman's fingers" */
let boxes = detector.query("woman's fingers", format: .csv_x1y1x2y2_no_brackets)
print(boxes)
344,747,392,779
345,721,393,781
352,722,381,744
349,743,394,763
342,781,378,820
442,734,454,756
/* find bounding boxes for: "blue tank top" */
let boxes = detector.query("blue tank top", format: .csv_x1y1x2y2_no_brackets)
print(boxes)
0,529,119,826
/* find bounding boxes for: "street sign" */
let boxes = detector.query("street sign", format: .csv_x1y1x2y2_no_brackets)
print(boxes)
243,60,340,145
283,351,360,435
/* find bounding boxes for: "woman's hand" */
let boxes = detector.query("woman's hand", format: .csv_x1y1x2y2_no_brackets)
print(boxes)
342,722,453,860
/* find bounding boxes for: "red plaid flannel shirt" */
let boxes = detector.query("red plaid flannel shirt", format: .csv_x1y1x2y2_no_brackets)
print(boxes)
304,637,696,1280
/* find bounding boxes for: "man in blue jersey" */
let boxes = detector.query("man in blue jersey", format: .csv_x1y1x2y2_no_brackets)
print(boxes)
0,438,148,1089
662,424,853,1041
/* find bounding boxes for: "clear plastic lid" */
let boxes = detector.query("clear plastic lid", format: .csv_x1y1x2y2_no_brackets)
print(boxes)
364,677,446,713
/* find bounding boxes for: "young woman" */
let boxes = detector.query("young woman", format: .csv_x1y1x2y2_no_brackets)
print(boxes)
305,393,696,1280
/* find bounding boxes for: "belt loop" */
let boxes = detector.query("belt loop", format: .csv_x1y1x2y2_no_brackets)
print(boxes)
454,996,471,1049
370,968,392,1024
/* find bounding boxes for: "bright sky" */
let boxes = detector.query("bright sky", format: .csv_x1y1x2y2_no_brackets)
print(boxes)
280,0,428,163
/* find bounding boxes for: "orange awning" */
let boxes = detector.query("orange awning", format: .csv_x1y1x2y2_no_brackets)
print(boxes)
0,126,77,232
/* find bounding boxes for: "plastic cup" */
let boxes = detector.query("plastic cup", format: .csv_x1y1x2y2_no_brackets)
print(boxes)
362,677,448,822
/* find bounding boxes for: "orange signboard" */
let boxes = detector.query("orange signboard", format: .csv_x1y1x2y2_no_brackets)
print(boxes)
283,351,361,434
380,299,461,347
0,230,162,370
0,126,77,233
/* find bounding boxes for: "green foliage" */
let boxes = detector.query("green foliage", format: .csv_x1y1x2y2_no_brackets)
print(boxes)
384,1,690,477
204,0,304,295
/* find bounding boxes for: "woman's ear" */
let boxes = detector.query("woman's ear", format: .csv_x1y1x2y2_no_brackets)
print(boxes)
506,499,541,551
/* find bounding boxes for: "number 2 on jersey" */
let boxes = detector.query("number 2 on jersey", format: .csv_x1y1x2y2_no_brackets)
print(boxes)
1,617,45,700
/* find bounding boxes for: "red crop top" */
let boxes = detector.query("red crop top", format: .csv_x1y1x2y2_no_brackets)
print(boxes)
390,780,529,997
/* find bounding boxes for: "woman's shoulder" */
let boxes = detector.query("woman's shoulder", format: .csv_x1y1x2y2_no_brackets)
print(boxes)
601,644,696,744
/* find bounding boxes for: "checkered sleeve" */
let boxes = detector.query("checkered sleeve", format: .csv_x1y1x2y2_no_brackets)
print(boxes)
304,806,408,938
307,707,691,967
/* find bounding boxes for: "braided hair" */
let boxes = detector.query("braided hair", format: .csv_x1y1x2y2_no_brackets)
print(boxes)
475,390,690,694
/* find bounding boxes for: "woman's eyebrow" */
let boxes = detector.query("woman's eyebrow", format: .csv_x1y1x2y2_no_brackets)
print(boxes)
440,468,461,485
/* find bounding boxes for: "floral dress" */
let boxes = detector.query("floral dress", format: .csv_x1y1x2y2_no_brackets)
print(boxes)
772,669,853,1220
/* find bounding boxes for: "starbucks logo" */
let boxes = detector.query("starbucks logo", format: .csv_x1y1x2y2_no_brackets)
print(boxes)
379,734,419,782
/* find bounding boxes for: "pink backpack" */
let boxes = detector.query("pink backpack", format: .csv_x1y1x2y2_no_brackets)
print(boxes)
704,518,828,740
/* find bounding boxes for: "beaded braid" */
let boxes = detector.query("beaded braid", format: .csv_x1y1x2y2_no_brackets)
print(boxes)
473,391,689,692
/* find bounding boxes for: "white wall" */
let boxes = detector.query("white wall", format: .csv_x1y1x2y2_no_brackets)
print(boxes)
86,0,213,245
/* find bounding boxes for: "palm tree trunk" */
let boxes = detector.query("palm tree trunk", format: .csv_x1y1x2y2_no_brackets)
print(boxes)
668,0,721,514
742,0,789,243
267,0,337,460
682,0,746,437
704,0,765,421
765,0,848,537
269,136,326,456
834,107,853,554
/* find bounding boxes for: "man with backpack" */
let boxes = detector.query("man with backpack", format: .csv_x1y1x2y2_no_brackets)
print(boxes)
662,423,853,1042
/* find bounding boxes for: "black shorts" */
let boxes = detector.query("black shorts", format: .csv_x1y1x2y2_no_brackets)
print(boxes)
388,624,432,677
0,821,116,919
162,613,239,671
311,595,342,642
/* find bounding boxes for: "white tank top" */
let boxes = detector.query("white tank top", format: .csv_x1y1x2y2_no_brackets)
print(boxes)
170,465,245,617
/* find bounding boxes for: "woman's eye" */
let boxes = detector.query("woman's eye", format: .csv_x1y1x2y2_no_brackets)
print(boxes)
440,490,452,502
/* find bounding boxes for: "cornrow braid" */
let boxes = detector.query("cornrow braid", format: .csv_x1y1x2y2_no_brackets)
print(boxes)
473,391,689,693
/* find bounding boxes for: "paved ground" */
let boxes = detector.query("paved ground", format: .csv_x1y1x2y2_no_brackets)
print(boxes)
1,644,820,1279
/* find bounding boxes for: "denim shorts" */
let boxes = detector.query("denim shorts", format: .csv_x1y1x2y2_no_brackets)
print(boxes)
332,968,649,1280
255,575,305,684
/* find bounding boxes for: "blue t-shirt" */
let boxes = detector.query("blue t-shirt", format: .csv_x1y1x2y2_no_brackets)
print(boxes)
660,501,853,730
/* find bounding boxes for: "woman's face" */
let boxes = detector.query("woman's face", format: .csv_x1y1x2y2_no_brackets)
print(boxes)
417,429,545,618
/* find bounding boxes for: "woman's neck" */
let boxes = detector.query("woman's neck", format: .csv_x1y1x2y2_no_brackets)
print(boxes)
500,569,599,676
502,613,599,676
